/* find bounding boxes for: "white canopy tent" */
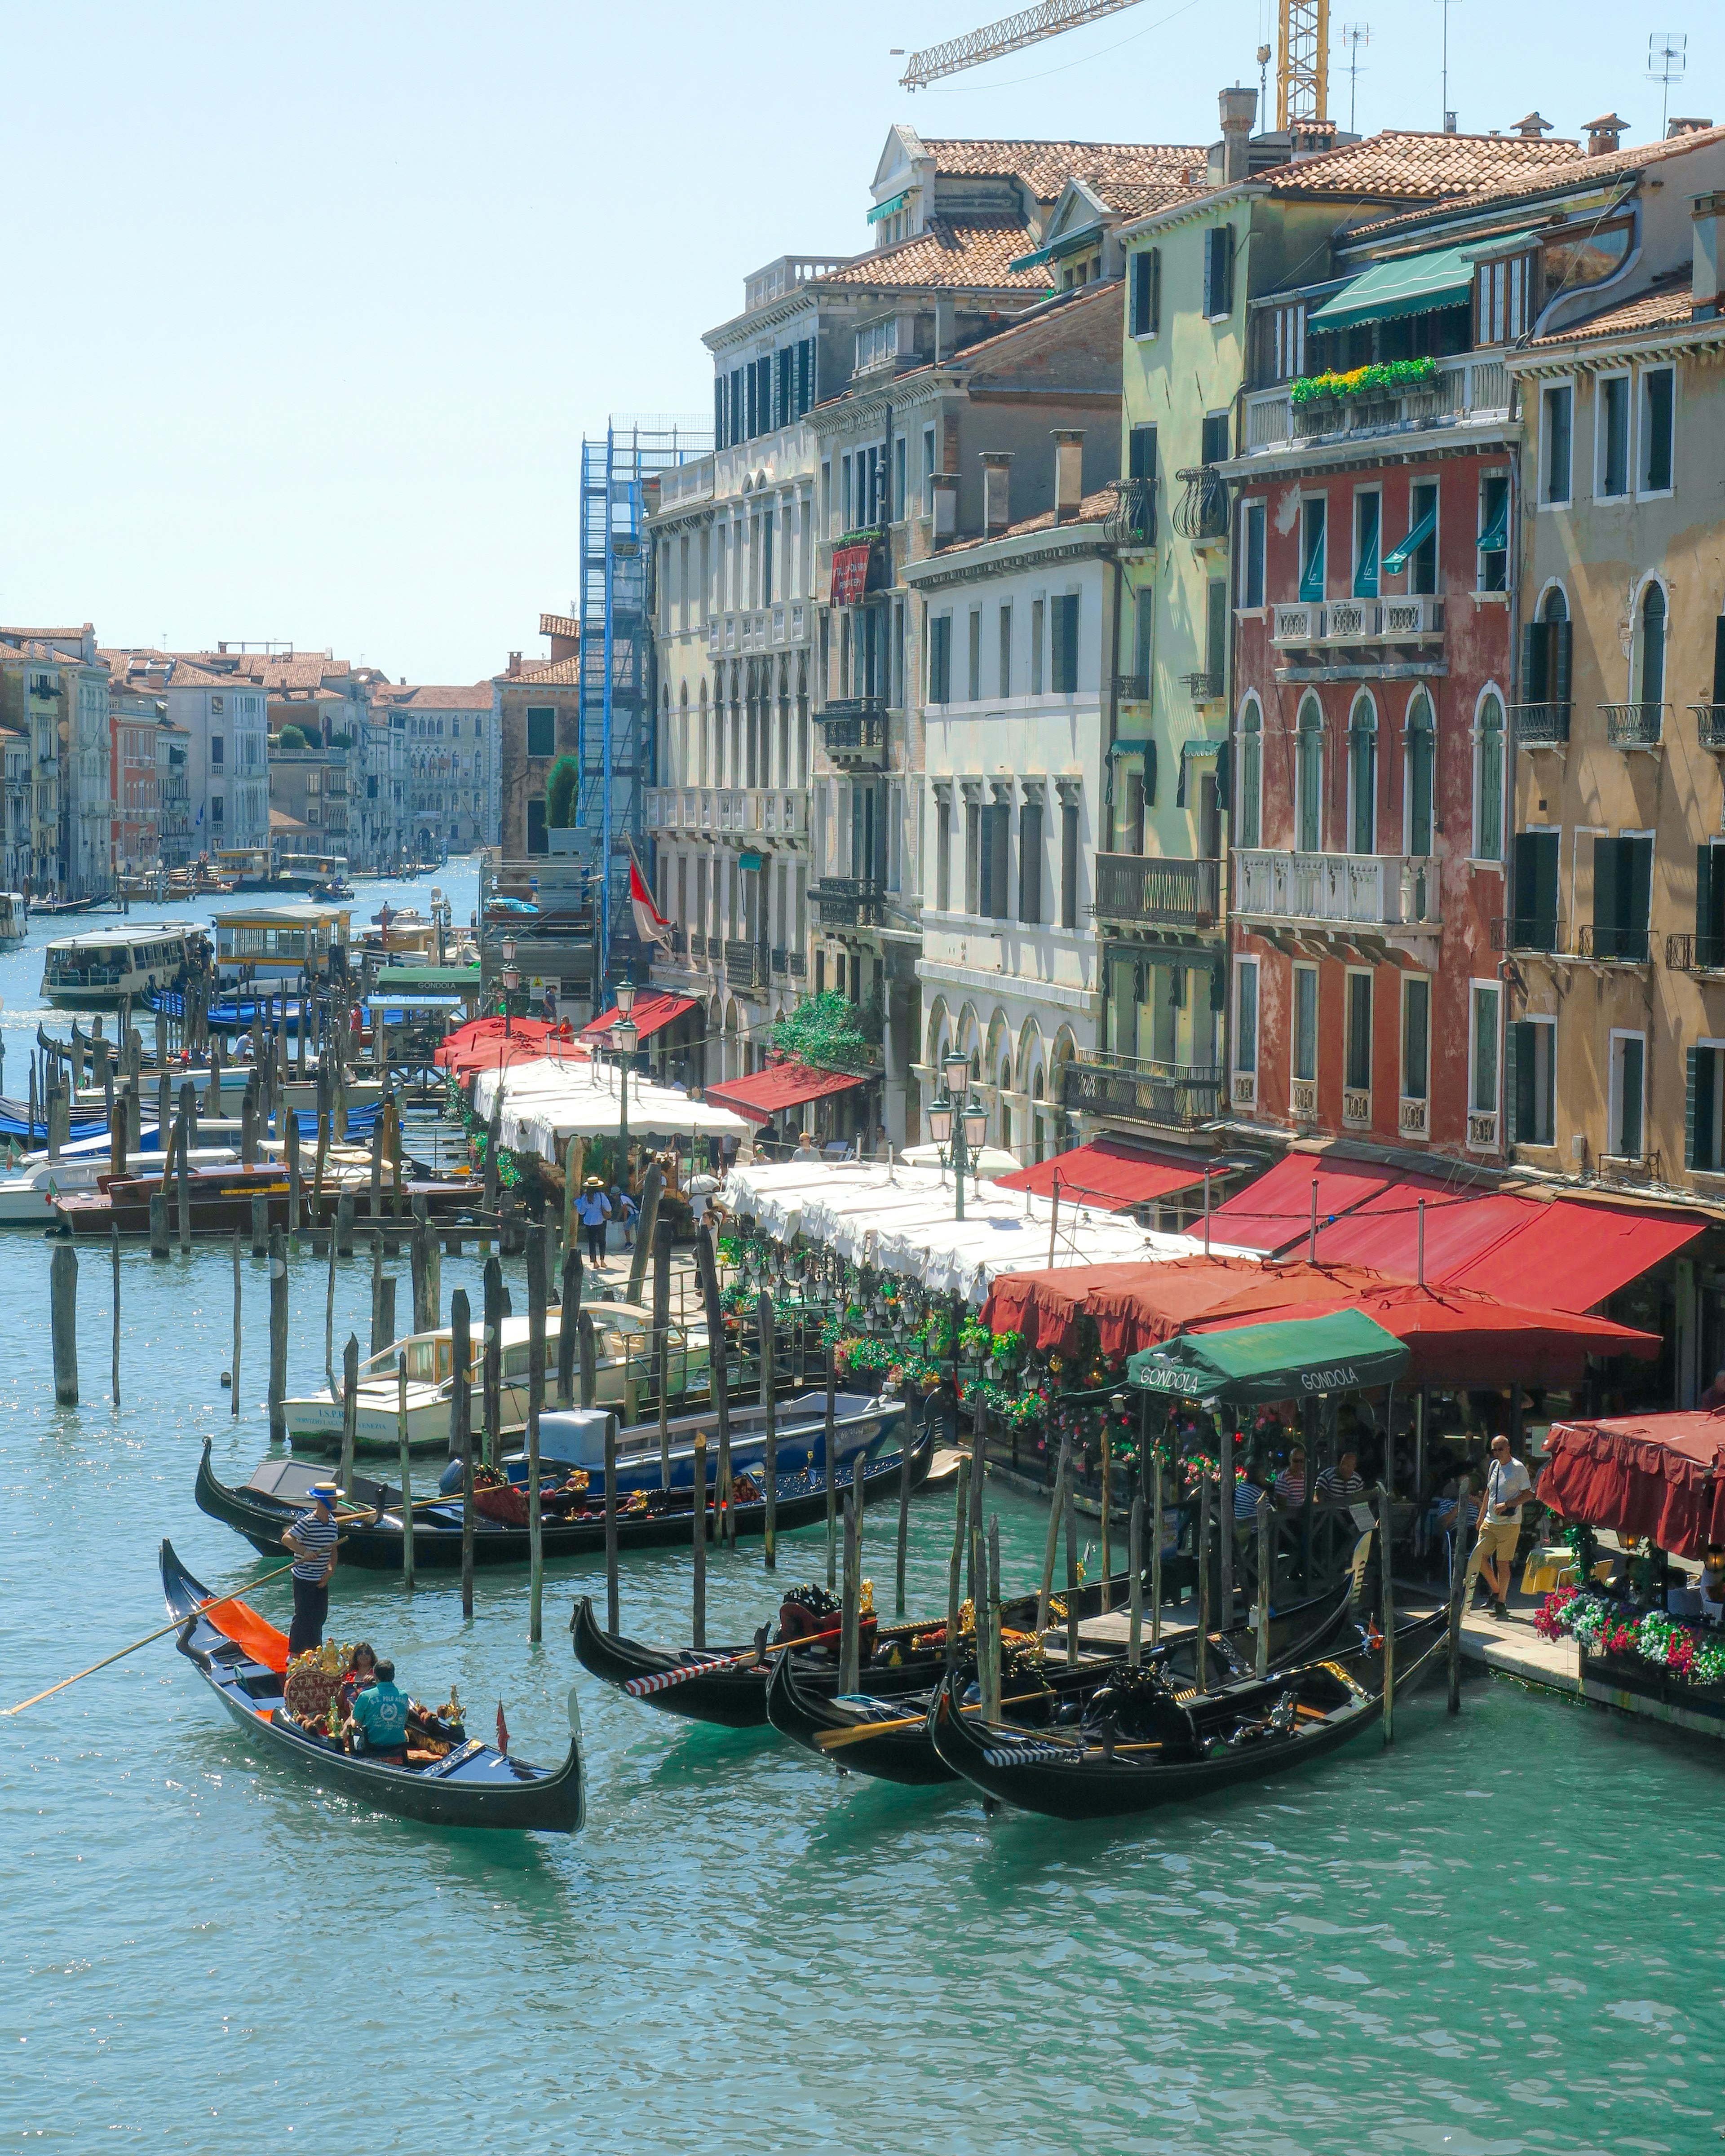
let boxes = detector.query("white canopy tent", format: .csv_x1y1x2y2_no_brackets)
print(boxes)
472,1052,753,1159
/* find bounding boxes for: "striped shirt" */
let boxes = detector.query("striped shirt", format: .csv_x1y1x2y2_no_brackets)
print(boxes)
1316,1467,1365,1504
288,1508,338,1582
1234,1479,1265,1520
1274,1469,1306,1509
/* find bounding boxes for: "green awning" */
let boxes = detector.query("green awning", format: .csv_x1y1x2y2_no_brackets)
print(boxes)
1127,1309,1410,1405
1477,495,1509,552
1309,231,1541,333
1299,528,1326,603
1009,221,1104,273
1382,503,1437,575
868,190,909,226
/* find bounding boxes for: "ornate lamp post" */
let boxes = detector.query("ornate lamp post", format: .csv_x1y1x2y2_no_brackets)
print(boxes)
501,934,518,1039
613,976,637,1147
927,1050,990,1223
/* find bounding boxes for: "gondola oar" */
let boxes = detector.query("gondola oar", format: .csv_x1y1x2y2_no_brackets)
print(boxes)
812,1686,1054,1750
622,1622,844,1697
5,1553,311,1717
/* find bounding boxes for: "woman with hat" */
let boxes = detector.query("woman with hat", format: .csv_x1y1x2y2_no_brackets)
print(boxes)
575,1175,612,1267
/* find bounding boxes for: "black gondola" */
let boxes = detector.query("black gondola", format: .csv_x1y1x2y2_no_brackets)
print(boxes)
160,1540,583,1831
195,1416,935,1572
927,1607,1451,1821
763,1583,1366,1785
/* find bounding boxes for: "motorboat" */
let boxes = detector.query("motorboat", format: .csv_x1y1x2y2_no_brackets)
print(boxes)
0,891,26,949
40,924,193,1008
0,1142,238,1225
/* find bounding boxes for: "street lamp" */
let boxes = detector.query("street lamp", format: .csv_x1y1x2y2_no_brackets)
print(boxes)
929,1051,987,1222
501,934,518,1039
613,976,637,1144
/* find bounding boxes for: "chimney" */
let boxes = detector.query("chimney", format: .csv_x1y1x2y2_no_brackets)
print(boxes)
508,651,522,677
1670,116,1715,138
930,471,957,542
1585,111,1628,157
1052,430,1085,525
1219,84,1257,184
1513,110,1553,138
981,451,1014,534
1694,190,1725,319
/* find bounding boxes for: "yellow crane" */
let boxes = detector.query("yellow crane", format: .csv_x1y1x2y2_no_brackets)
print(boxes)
899,0,1328,129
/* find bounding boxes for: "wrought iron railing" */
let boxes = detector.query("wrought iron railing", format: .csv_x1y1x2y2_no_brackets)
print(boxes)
1060,1051,1224,1130
1490,915,1564,955
1602,702,1667,749
1112,674,1150,702
809,876,881,929
1693,702,1725,750
1106,477,1156,546
1171,465,1228,542
1092,853,1221,929
1579,923,1650,963
814,701,888,764
724,938,767,989
1666,931,1725,972
1511,701,1571,747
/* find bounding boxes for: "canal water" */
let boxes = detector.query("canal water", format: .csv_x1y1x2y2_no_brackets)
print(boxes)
2,870,1721,2154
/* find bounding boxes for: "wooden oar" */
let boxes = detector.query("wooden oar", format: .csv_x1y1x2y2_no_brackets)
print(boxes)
4,1555,307,1717
813,1687,1053,1750
623,1623,844,1697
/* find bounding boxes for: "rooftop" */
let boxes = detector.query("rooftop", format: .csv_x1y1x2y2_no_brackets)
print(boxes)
924,138,1207,203
372,682,494,711
538,612,580,642
498,654,582,687
824,214,1060,292
1262,127,1583,206
1530,269,1699,346
1351,120,1725,234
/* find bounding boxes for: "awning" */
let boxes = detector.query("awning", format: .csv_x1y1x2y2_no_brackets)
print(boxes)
1477,493,1508,552
581,990,698,1045
1539,1413,1725,1560
1382,502,1437,575
1445,1198,1705,1313
982,1255,1269,1359
1209,1155,1400,1254
433,1015,578,1077
867,190,909,225
1009,221,1104,273
831,544,871,607
1128,1308,1409,1404
705,1060,869,1126
1309,233,1539,332
993,1140,1209,1213
365,994,468,1015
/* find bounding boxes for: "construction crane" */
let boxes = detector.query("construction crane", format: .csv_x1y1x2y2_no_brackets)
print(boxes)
899,0,1328,127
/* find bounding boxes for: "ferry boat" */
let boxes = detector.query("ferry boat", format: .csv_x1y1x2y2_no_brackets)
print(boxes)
0,892,26,948
40,923,193,1009
211,904,350,985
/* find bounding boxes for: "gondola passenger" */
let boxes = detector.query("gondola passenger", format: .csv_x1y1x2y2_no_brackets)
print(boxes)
350,1659,410,1761
282,1482,341,1655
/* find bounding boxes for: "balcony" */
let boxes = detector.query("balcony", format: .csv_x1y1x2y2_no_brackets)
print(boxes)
1105,477,1156,547
723,938,768,991
787,950,807,979
1578,923,1650,965
1602,702,1666,751
770,945,787,976
814,700,888,769
1666,932,1725,973
1093,853,1221,931
1269,598,1446,664
1234,848,1440,953
1491,915,1565,955
1512,701,1571,747
1112,674,1150,702
1171,466,1228,543
1241,353,1513,456
645,787,808,841
1694,703,1725,751
1061,1050,1225,1131
1183,670,1225,706
809,875,881,929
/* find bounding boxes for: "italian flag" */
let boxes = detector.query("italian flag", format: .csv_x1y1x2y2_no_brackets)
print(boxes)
630,856,673,950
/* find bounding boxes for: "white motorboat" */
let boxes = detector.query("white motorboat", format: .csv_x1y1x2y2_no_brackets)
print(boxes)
0,892,26,949
0,1143,239,1225
40,924,193,1009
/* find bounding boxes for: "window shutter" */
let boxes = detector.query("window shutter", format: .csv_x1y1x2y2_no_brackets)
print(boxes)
714,377,726,451
1150,248,1161,333
1129,253,1146,336
1209,961,1226,1013
1221,228,1234,316
1203,230,1218,315
1714,613,1725,705
1504,1021,1521,1146
1687,1047,1699,1170
1521,621,1541,704
1629,835,1653,934
1214,736,1232,802
1553,619,1573,706
1700,845,1715,959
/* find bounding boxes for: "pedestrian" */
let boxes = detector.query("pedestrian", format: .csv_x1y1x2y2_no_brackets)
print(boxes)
1470,1432,1535,1619
792,1129,820,1162
576,1175,611,1266
618,1186,639,1249
281,1481,341,1657
541,983,558,1025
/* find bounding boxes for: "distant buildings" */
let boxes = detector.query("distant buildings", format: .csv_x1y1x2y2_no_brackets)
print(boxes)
0,626,112,898
368,681,497,860
495,614,581,859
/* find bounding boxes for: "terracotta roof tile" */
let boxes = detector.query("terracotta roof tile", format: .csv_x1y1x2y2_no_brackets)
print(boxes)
931,483,1123,558
498,656,582,686
373,682,494,710
1263,128,1583,203
1350,121,1725,233
824,215,1057,292
925,139,1205,201
1532,270,1698,346
538,612,580,641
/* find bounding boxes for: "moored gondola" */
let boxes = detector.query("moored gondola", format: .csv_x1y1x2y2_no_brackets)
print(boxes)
160,1540,583,1831
195,1414,935,1572
927,1606,1450,1821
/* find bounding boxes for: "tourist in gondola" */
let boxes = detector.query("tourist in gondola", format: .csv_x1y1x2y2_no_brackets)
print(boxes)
281,1482,341,1654
336,1643,377,1718
349,1658,410,1760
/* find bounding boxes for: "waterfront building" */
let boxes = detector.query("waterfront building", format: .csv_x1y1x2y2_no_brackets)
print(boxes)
266,736,349,864
110,682,167,873
495,615,583,861
102,649,269,857
0,625,113,896
367,681,496,857
154,714,192,869
1,726,27,888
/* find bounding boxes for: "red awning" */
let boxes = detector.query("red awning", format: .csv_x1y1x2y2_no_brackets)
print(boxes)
993,1140,1209,1213
433,1015,576,1077
830,543,871,606
979,1255,1352,1362
581,990,698,1044
704,1060,868,1126
1208,1154,1402,1253
1446,1197,1705,1312
1540,1413,1725,1558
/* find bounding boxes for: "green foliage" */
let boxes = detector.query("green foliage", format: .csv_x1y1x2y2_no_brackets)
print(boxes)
545,755,579,829
328,729,355,750
767,990,874,1074
1289,357,1439,407
275,724,310,751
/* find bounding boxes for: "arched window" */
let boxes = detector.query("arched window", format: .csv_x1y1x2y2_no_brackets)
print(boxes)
1348,694,1377,855
1296,697,1324,853
1543,584,1568,624
1405,691,1435,857
1474,692,1504,862
1638,582,1667,710
1237,700,1262,849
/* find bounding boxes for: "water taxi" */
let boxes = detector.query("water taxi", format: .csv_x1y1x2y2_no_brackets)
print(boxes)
40,924,193,1009
0,892,26,949
212,904,350,984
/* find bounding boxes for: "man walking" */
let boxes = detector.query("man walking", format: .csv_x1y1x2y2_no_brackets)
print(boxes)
1471,1432,1534,1620
281,1480,341,1657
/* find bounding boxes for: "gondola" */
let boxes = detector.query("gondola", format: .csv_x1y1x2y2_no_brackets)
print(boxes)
927,1606,1451,1821
195,1414,935,1572
160,1540,583,1831
764,1582,1367,1786
571,1560,1163,1730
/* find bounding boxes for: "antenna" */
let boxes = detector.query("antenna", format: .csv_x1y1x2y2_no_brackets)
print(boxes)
1648,31,1687,136
1433,0,1463,132
1341,22,1369,133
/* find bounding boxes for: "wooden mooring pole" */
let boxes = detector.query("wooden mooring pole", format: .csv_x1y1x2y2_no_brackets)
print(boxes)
50,1239,78,1406
451,1289,474,1620
109,1224,121,1408
1378,1483,1396,1746
691,1430,707,1651
758,1290,777,1570
397,1353,415,1592
230,1228,242,1418
603,1413,619,1635
268,1228,288,1445
527,1226,547,1644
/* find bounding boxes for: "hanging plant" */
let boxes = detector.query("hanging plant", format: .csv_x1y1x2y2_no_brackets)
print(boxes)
1288,357,1440,406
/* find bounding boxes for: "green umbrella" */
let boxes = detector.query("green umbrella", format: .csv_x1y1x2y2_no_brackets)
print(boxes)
1126,1308,1409,1406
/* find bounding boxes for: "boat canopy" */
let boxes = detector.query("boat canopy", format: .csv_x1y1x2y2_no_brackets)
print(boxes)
1128,1309,1410,1405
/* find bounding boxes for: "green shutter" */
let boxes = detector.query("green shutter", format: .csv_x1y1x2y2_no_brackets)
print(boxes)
1553,620,1573,705
1504,1020,1521,1146
1687,1046,1699,1169
1521,621,1542,703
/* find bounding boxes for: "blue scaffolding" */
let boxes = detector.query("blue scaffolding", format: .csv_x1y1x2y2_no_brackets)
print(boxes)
578,415,709,989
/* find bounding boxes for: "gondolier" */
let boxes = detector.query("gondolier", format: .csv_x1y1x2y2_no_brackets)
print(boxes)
282,1482,341,1654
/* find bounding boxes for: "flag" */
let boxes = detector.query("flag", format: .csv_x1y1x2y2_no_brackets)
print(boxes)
495,1699,509,1756
629,856,673,951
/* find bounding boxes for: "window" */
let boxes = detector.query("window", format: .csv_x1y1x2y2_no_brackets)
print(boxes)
928,615,951,705
964,796,980,913
1269,300,1305,383
1402,976,1430,1105
1348,694,1376,854
1690,1043,1725,1171
1406,480,1438,596
978,795,1011,920
1202,225,1234,319
1508,1017,1557,1146
1123,769,1146,854
1697,842,1725,969
1474,692,1504,861
1593,833,1652,961
210,795,224,826
1477,472,1509,592
1296,696,1324,853
1237,701,1262,848
1473,250,1535,345
1471,983,1501,1125
1597,374,1630,498
1353,491,1380,599
1293,964,1318,1085
1031,599,1045,693
1405,691,1435,857
1204,579,1227,694
998,604,1013,697
967,610,982,702
1640,367,1675,494
209,736,224,767
1241,499,1265,609
893,437,907,520
1633,581,1668,713
1061,797,1080,927
1543,384,1573,505
1235,958,1259,1074
1345,971,1372,1100
1019,799,1043,923
1128,247,1161,336
1522,587,1573,710
1200,411,1230,467
1050,594,1078,694
934,796,951,909
1513,827,1560,950
1133,587,1154,682
922,424,937,517
1300,497,1326,603
526,707,555,758
854,316,898,374
1610,1030,1646,1161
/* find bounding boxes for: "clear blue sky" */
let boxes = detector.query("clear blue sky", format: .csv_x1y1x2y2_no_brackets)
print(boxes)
0,1,1709,682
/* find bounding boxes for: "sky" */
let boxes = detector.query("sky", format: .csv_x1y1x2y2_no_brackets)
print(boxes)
0,1,1714,683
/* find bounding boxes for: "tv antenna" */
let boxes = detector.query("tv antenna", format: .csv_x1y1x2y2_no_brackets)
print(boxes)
1432,0,1463,132
1648,31,1687,136
1341,22,1369,133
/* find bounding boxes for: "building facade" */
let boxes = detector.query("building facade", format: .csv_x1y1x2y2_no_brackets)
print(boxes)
0,626,113,896
111,685,166,873
155,716,192,869
267,740,349,862
495,616,583,861
103,650,269,857
368,683,496,856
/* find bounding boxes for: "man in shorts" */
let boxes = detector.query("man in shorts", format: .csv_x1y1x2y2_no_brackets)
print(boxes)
1471,1432,1533,1620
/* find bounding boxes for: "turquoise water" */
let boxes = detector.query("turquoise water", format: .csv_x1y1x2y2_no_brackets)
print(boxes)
2,871,1722,2154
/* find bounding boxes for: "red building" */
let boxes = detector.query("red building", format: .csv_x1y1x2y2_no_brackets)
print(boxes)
1221,207,1528,1163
